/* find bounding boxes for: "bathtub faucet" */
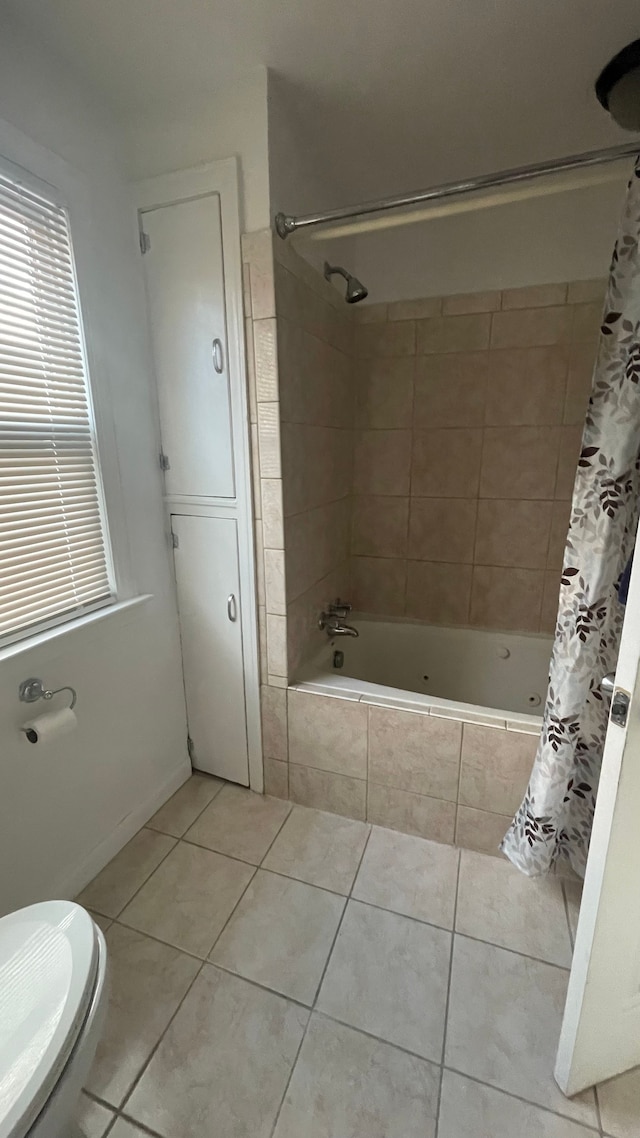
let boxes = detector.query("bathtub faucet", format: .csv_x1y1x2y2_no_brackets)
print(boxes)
318,600,359,638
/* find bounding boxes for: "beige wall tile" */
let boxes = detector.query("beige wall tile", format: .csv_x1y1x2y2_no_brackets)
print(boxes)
484,346,568,427
250,423,261,518
254,519,265,606
245,318,257,423
268,674,288,688
250,257,276,322
564,343,595,424
405,561,472,625
547,501,571,570
501,283,567,309
356,358,415,428
490,306,572,349
474,500,552,570
413,353,488,428
353,429,412,495
267,613,288,677
281,423,352,515
388,295,442,320
284,499,350,602
351,495,409,557
540,570,561,634
257,403,282,478
351,555,407,615
261,685,288,762
354,301,389,323
412,428,483,497
470,566,544,632
264,548,286,615
289,764,367,820
409,498,477,562
417,313,491,354
442,290,501,315
258,604,268,679
479,426,560,499
253,319,279,401
264,759,289,799
356,321,416,357
242,263,252,318
455,806,511,857
555,424,582,499
368,705,461,800
367,783,456,843
288,690,368,778
459,724,538,814
566,278,606,304
286,562,351,676
262,479,284,549
571,301,603,344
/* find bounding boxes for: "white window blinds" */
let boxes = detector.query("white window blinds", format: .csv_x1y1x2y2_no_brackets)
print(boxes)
0,170,113,643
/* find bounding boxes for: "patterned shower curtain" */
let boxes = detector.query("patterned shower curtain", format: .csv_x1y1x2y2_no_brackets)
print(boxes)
502,158,640,878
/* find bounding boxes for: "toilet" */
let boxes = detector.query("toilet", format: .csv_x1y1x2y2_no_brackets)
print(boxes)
0,901,108,1138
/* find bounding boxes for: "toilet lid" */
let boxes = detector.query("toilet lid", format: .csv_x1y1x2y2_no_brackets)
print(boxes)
0,901,98,1138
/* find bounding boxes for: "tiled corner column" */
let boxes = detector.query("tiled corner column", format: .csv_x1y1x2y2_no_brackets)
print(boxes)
284,688,539,856
242,230,289,797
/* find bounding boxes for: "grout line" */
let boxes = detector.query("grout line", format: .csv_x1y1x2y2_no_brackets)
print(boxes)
146,777,225,841
313,1005,441,1066
108,832,180,922
205,958,313,1011
434,848,462,1138
593,1083,605,1137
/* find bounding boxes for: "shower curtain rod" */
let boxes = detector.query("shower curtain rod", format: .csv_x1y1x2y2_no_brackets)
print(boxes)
274,141,639,239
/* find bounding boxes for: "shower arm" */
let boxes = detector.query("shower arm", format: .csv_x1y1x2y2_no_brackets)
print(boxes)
274,141,640,240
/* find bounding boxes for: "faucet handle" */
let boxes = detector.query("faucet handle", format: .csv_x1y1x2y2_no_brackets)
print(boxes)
328,597,352,617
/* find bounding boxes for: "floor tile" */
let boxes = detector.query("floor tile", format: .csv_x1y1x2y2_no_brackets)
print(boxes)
445,936,598,1126
85,923,200,1106
353,826,459,928
119,842,255,957
126,965,308,1138
456,849,573,966
108,1121,148,1138
147,773,224,837
88,911,112,935
563,880,582,945
77,829,176,918
75,1093,114,1138
185,784,291,863
263,806,370,894
273,1013,439,1138
439,1069,597,1138
210,869,345,1004
598,1065,640,1138
317,899,450,1061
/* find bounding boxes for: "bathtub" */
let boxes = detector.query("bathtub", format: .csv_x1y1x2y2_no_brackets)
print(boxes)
295,616,553,731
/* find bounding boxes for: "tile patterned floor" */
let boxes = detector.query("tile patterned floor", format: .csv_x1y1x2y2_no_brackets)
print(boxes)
75,773,639,1138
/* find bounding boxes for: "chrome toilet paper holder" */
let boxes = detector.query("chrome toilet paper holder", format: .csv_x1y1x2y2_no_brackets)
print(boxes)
19,676,77,710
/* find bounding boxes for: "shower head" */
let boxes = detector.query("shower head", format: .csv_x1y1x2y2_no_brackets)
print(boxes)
324,262,369,304
596,39,640,131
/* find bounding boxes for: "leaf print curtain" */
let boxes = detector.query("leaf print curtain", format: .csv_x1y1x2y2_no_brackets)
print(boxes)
502,158,640,878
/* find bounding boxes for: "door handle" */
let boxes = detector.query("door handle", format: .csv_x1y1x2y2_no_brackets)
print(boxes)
601,673,616,696
227,593,237,622
212,338,224,374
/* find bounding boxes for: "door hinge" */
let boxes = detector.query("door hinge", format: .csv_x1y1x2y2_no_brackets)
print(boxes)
159,451,170,471
170,530,179,549
139,229,150,254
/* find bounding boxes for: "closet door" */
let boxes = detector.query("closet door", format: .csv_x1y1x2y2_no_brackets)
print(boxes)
171,514,248,785
141,194,235,499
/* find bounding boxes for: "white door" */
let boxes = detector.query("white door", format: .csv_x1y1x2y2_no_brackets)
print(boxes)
141,194,235,499
555,525,640,1094
171,514,249,785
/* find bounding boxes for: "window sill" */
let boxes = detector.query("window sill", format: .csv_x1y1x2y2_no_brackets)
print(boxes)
0,595,153,664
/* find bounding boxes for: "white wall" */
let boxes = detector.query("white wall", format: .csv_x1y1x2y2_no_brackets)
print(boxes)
291,175,629,304
124,69,270,233
0,17,189,914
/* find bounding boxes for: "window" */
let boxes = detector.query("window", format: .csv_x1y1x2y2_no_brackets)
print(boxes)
0,168,113,645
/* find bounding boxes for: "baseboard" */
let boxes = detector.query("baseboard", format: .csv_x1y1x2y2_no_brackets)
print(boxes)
53,754,192,902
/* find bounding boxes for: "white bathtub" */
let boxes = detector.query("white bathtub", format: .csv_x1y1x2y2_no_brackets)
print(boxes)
296,617,553,731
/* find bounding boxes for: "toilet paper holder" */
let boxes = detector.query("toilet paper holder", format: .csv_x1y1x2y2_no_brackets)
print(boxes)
19,676,77,710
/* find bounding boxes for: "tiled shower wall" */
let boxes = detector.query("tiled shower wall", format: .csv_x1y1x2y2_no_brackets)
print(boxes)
351,279,605,633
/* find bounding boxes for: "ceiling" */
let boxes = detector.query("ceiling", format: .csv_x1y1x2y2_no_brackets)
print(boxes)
5,0,639,207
